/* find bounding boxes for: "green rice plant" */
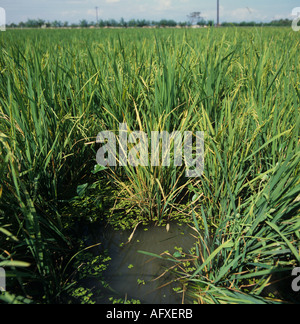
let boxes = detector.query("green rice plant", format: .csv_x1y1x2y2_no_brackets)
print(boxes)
92,33,205,222
102,103,199,222
0,30,99,302
183,29,300,303
186,152,299,304
0,27,298,304
136,27,299,303
139,152,299,304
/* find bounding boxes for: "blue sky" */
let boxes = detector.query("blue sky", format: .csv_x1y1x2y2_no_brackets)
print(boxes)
1,0,299,24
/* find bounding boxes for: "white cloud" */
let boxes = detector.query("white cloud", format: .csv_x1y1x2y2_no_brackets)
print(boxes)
230,7,257,20
157,0,172,11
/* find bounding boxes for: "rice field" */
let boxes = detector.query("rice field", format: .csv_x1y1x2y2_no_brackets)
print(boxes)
0,27,299,304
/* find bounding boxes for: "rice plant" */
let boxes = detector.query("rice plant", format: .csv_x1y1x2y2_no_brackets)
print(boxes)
0,27,299,303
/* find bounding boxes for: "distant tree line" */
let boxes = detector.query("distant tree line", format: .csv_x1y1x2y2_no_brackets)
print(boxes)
222,19,293,27
6,18,293,29
7,18,182,28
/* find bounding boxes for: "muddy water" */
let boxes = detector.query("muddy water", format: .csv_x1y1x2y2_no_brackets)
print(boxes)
90,222,198,304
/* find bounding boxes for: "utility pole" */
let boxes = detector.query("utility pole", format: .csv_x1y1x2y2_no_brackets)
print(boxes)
95,6,99,25
217,0,220,26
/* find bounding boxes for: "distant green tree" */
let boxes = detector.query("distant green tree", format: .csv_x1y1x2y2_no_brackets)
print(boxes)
120,17,127,27
178,21,187,27
187,12,203,25
80,20,89,28
25,19,45,28
128,19,137,27
10,17,294,29
159,19,177,27
52,20,63,28
197,19,206,26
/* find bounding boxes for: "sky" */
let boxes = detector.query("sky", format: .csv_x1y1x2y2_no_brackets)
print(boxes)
0,0,299,24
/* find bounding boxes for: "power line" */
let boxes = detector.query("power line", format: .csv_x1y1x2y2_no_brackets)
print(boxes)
95,6,99,25
217,0,220,26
